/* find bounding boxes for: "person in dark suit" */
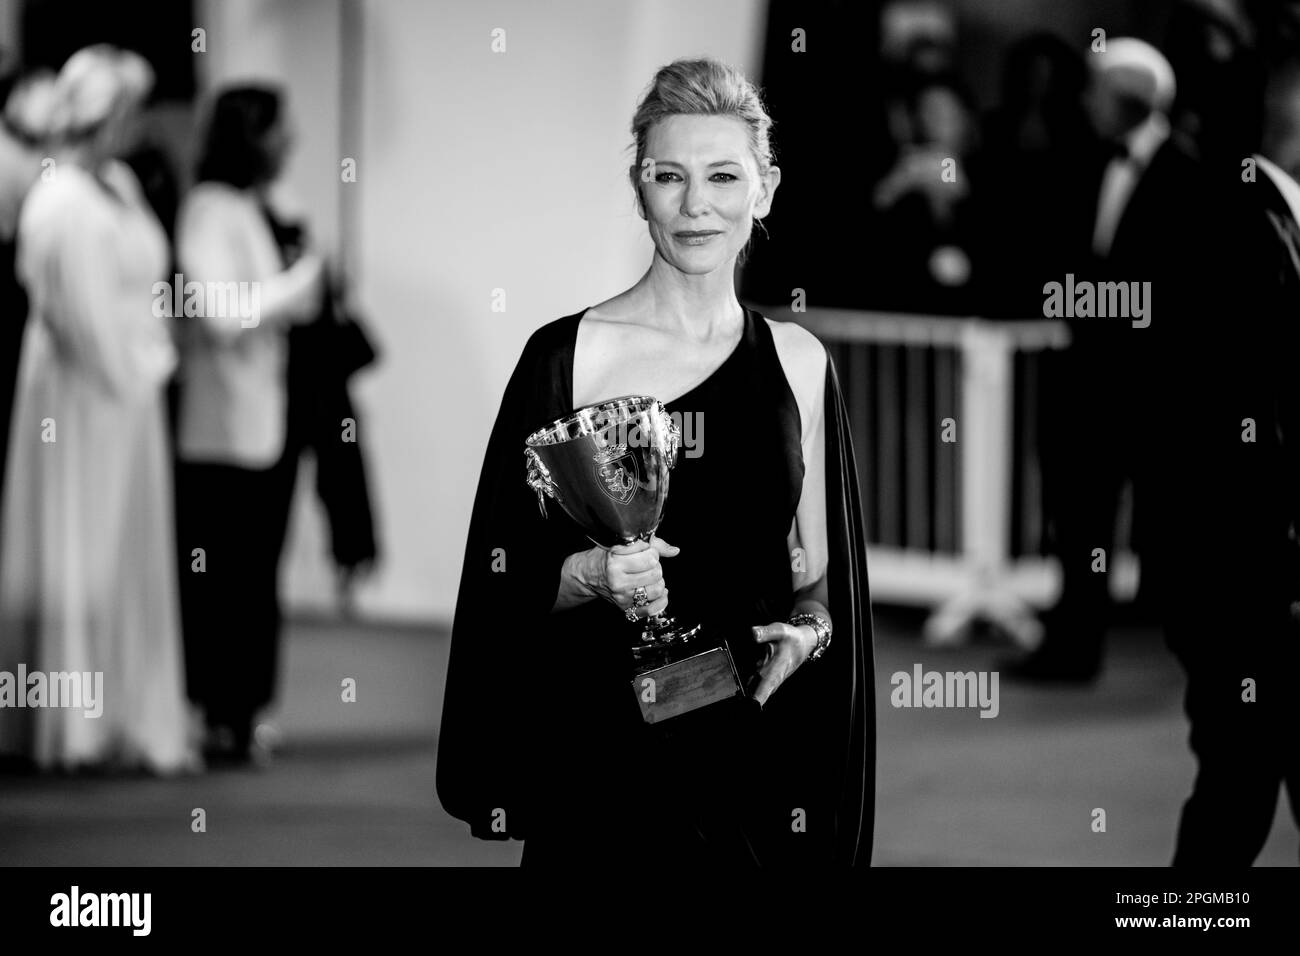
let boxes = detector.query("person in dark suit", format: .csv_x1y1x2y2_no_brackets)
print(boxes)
1147,62,1300,866
1009,38,1210,681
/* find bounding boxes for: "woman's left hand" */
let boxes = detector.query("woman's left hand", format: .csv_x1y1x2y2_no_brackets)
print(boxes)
750,622,819,707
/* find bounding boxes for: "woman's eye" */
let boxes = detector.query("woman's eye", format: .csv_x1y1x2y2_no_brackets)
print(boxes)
710,172,738,183
654,172,681,183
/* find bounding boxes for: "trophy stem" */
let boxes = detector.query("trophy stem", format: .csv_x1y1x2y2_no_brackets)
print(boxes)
632,613,702,660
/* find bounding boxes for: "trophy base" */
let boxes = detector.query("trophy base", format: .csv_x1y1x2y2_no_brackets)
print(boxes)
630,635,744,725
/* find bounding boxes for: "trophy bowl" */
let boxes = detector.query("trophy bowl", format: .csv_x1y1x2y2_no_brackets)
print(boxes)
524,396,744,724
524,395,673,549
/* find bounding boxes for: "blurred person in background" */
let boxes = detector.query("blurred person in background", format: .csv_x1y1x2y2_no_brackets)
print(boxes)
870,75,980,315
880,0,957,85
1147,60,1300,866
1165,0,1265,169
0,46,194,773
1007,37,1213,682
175,85,377,766
872,1,977,315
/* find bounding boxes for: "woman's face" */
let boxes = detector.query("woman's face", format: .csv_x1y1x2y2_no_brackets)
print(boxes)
261,116,293,182
93,99,142,160
633,114,779,276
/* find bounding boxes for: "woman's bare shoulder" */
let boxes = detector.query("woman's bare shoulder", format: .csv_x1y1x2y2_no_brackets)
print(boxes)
765,316,827,388
764,315,828,443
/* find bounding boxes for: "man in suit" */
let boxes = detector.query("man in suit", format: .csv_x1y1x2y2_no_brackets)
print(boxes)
1148,62,1300,866
1010,38,1211,682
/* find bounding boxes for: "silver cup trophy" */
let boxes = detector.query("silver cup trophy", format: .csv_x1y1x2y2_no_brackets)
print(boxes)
525,396,744,723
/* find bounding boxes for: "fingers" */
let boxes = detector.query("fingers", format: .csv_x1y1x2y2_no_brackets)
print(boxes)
752,670,778,707
627,581,667,605
606,561,663,595
618,567,663,588
625,589,670,618
609,540,653,556
608,546,661,575
600,539,678,615
649,536,681,558
750,627,809,707
752,623,790,644
752,647,797,707
608,537,678,574
610,577,668,612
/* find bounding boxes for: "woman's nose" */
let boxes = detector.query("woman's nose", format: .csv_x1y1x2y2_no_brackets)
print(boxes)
680,181,709,217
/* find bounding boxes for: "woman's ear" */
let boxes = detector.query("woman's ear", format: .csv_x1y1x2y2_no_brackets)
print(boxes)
628,164,647,221
753,165,781,220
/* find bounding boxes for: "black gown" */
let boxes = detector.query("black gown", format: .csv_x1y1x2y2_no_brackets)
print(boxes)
437,306,875,865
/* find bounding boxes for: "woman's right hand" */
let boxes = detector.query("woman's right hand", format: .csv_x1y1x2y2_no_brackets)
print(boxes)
579,536,678,618
286,252,327,320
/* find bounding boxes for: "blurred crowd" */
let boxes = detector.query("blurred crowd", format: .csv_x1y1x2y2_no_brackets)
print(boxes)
0,44,378,775
863,0,1300,866
862,0,1284,317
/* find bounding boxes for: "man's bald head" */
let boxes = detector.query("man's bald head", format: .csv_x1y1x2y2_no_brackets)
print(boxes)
1086,37,1177,141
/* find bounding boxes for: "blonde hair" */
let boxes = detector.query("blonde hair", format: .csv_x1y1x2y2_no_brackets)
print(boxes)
631,57,775,174
3,70,59,144
18,44,153,145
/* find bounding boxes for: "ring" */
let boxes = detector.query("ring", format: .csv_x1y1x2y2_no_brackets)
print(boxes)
625,606,640,623
633,586,649,608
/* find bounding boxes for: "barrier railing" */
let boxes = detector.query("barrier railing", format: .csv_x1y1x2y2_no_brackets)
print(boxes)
761,305,1138,647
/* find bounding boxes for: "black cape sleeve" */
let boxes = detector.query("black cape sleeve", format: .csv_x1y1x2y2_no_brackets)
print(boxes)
752,345,876,866
435,322,575,841
820,347,876,865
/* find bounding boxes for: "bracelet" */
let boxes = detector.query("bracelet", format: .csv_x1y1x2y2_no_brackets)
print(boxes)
788,611,832,661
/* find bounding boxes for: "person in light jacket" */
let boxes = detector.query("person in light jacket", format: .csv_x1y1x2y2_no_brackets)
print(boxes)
174,85,326,764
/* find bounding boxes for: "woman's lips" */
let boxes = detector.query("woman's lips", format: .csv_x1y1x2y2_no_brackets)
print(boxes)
674,230,722,245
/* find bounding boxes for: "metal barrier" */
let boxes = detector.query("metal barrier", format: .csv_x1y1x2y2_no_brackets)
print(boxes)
762,305,1138,647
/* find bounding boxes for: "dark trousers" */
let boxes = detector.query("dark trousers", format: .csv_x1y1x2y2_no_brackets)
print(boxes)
1165,590,1300,866
175,452,298,736
1037,336,1149,660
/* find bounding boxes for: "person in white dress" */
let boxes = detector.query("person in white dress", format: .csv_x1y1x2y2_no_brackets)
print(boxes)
0,46,195,773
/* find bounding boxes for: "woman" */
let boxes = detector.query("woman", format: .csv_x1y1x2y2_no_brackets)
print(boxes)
175,86,376,763
437,58,875,865
0,46,193,772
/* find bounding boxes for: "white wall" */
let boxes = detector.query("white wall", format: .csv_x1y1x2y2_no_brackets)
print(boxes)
198,0,766,623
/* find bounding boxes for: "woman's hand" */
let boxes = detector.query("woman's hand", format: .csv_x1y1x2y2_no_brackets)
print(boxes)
750,621,819,707
571,536,677,618
285,252,327,321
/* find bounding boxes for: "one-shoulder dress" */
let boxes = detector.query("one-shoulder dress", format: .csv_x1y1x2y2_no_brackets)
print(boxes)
438,306,875,866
